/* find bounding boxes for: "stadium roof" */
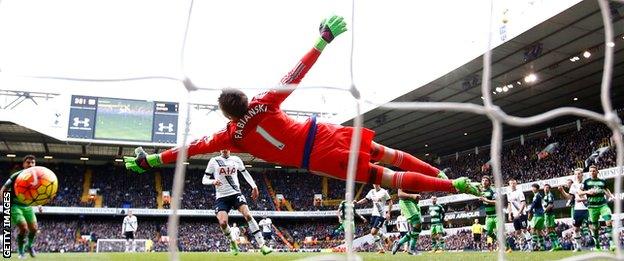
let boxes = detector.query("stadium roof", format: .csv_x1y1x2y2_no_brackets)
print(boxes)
1,0,623,165
346,0,624,158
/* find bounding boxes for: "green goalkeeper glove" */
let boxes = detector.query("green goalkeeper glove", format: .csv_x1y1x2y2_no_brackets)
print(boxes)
124,147,162,173
315,15,348,51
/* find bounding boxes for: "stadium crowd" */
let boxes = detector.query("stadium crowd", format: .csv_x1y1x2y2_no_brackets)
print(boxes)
9,215,624,253
92,164,157,209
10,217,360,253
442,120,616,183
2,115,624,254
0,118,620,212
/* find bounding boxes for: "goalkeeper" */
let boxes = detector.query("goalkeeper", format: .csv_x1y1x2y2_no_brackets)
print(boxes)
0,155,40,259
125,15,479,196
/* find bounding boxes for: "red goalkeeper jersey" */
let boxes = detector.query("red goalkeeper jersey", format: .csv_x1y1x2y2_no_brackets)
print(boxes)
161,48,322,168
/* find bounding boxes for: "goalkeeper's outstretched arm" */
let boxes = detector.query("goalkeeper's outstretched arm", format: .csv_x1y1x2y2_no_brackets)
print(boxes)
253,15,347,107
125,130,231,174
124,15,348,174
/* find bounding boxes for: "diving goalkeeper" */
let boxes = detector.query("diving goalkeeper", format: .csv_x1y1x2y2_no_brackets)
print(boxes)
125,15,479,196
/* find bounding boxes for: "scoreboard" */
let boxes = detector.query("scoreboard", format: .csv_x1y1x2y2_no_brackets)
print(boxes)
68,95,178,144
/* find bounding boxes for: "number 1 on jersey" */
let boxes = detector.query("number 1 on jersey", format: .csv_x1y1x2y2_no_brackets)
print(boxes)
255,125,285,150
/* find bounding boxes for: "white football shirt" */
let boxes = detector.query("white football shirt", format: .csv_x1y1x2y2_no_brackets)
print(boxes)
259,218,272,233
524,231,532,240
365,188,391,217
122,215,138,233
569,181,588,210
396,215,408,232
231,226,240,239
205,155,246,199
507,188,526,217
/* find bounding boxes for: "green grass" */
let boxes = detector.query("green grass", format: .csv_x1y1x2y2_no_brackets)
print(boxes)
14,251,618,261
94,113,153,141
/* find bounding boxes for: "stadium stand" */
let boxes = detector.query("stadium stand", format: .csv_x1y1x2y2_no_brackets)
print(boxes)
0,117,621,211
1,116,623,254
19,216,623,253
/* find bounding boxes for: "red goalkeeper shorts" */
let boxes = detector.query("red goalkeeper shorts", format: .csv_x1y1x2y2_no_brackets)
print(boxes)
308,123,376,183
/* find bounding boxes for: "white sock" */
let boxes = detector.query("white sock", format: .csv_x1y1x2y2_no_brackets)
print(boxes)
574,230,582,250
125,240,130,252
221,225,235,243
374,235,383,250
524,232,533,250
131,240,136,252
248,218,266,247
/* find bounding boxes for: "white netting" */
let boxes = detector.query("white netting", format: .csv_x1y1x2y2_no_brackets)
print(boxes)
96,239,151,253
1,0,622,261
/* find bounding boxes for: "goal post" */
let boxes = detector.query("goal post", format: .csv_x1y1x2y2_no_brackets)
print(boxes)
96,239,153,253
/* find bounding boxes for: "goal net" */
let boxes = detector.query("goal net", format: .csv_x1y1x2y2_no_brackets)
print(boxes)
96,239,153,253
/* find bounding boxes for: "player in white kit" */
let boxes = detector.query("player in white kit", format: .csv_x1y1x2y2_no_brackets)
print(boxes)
395,215,409,252
355,184,393,253
559,168,589,252
203,149,272,255
231,223,241,243
259,217,274,247
506,178,530,252
122,210,138,252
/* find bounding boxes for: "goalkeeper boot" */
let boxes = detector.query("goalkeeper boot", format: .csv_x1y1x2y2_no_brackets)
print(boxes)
391,241,400,255
260,245,273,255
229,241,239,256
452,177,480,196
610,243,616,252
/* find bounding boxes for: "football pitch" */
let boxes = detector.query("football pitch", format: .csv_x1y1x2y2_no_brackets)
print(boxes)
94,113,153,141
18,251,617,261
